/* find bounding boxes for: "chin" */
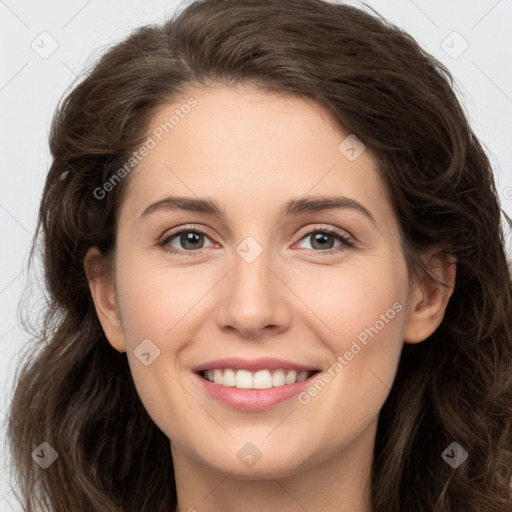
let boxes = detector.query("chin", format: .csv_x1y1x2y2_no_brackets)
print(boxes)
201,446,315,480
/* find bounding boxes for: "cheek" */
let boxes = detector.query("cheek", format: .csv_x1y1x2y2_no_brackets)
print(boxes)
290,255,407,428
114,253,209,347
112,255,222,433
290,251,407,349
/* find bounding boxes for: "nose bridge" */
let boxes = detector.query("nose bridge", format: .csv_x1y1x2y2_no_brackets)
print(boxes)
215,232,290,337
231,234,274,308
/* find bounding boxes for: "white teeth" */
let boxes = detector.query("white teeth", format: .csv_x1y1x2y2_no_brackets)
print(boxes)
223,368,236,387
253,370,273,389
213,369,223,385
272,369,286,387
235,369,253,389
203,368,314,388
285,370,297,385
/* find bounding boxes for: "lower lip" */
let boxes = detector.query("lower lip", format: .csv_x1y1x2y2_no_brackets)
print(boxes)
194,372,319,411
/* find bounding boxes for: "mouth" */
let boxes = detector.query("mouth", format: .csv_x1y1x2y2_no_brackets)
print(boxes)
192,358,322,411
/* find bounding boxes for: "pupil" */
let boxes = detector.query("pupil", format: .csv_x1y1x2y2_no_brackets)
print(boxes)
312,232,334,250
182,232,203,250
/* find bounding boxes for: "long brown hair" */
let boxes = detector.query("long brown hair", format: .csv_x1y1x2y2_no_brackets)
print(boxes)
8,0,512,510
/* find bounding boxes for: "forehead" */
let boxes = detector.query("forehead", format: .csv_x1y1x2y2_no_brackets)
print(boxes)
119,84,392,227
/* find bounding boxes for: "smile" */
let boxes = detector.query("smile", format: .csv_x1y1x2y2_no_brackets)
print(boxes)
192,357,322,411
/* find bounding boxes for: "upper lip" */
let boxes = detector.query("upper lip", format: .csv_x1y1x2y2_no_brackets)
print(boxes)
192,357,320,373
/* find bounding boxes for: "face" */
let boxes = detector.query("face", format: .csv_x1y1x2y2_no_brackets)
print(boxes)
86,83,453,481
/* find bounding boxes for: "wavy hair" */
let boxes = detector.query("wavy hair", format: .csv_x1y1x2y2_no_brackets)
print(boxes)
8,0,512,510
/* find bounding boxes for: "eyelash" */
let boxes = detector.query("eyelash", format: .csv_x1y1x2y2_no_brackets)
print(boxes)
157,224,355,257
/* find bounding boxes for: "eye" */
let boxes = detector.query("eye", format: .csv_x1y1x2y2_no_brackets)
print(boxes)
157,224,355,256
293,225,355,255
158,226,216,255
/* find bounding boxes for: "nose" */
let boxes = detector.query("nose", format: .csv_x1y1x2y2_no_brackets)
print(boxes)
215,249,292,340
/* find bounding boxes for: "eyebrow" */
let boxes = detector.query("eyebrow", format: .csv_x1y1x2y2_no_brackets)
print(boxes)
140,195,377,226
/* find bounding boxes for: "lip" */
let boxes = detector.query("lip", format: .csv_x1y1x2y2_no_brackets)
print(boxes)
191,357,319,373
192,358,321,411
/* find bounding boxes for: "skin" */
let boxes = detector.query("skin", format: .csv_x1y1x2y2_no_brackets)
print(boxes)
85,83,455,512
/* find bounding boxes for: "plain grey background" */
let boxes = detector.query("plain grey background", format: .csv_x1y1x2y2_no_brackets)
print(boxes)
1,0,511,509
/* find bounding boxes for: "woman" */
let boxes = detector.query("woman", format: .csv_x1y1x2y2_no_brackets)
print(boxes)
8,0,512,510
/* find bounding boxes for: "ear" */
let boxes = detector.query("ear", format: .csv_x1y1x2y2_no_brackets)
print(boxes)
84,246,126,353
403,250,457,344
